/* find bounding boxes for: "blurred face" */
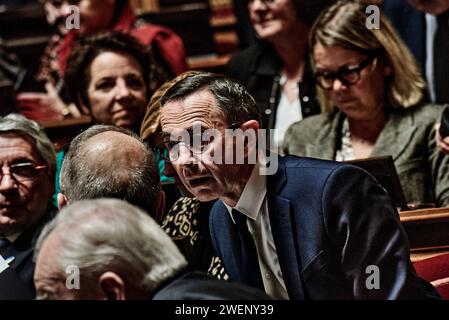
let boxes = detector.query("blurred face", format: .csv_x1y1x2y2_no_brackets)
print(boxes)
248,0,300,42
35,232,77,300
48,0,115,34
160,90,246,202
0,134,53,236
408,0,449,15
86,51,147,129
313,44,391,121
35,231,102,300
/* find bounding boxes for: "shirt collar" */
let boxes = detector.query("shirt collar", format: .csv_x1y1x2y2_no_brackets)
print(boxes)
225,159,267,223
6,232,21,244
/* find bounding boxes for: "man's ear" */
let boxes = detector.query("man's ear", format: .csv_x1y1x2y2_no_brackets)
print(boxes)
98,272,126,300
239,120,260,156
57,193,69,210
157,190,166,224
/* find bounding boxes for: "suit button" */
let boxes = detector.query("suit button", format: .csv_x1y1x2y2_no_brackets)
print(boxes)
269,97,276,104
274,75,280,81
302,96,310,102
265,273,272,280
265,109,272,115
304,107,310,113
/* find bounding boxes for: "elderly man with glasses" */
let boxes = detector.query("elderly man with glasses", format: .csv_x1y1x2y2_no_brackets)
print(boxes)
0,113,57,300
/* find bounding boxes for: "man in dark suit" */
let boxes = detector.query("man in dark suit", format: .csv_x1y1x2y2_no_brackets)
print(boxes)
383,0,449,104
0,113,56,299
34,198,269,300
158,72,438,299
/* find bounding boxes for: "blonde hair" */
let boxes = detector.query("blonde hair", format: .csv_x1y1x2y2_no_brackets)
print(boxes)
310,0,426,112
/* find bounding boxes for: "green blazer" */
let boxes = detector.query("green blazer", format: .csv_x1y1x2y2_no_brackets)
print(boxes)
283,104,449,207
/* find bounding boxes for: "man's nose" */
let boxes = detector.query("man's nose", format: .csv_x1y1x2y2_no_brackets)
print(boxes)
175,144,198,167
0,173,19,194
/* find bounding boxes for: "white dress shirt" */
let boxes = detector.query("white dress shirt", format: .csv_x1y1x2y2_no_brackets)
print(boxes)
273,75,303,151
224,160,289,300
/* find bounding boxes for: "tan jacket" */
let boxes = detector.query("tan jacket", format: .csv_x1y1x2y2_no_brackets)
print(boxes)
283,104,449,207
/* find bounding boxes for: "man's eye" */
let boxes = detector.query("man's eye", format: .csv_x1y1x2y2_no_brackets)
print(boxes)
11,163,35,176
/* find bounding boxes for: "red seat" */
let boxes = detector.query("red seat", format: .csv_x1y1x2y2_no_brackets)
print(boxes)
413,253,449,299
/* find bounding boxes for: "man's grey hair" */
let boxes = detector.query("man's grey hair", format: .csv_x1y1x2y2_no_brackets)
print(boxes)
60,125,160,217
0,113,56,177
35,198,187,296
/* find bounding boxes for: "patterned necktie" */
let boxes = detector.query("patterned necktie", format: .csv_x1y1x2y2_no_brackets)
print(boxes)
433,10,449,103
0,237,11,255
232,209,264,290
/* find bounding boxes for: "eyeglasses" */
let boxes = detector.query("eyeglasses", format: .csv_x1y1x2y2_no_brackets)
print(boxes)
154,122,241,163
248,0,277,5
0,162,47,184
314,55,378,90
42,0,80,6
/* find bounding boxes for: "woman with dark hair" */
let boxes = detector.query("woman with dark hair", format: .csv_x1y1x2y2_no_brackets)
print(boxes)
18,0,187,120
225,0,334,150
65,32,151,132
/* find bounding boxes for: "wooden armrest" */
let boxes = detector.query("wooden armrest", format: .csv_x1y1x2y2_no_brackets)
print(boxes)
400,207,449,254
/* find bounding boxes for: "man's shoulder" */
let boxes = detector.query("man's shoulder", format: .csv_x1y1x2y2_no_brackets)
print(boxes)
280,155,348,175
153,271,270,300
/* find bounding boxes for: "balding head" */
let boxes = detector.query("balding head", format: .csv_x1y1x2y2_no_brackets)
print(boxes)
82,131,147,174
59,125,161,218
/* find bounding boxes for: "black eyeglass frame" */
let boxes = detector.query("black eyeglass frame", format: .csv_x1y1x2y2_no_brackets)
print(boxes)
314,54,379,90
154,122,242,163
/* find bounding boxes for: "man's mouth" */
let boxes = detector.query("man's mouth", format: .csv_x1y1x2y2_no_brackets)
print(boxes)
0,204,23,213
187,176,214,187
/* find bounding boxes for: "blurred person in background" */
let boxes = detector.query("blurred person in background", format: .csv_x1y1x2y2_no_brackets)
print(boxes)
225,0,335,150
283,0,449,207
65,32,152,132
0,114,56,299
17,0,187,120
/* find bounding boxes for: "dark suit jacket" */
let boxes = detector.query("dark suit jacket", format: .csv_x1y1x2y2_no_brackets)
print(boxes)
283,105,449,207
0,204,56,300
209,155,439,299
152,271,270,300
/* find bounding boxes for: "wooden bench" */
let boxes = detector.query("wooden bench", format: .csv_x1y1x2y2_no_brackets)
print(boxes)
400,207,449,262
37,116,92,152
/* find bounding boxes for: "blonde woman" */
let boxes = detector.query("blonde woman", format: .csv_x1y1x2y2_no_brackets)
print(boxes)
283,0,449,207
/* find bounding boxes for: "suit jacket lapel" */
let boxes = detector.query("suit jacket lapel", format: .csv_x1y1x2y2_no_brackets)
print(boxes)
267,157,305,300
3,227,36,271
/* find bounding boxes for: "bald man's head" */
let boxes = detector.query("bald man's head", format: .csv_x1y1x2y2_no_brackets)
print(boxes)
59,126,161,218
